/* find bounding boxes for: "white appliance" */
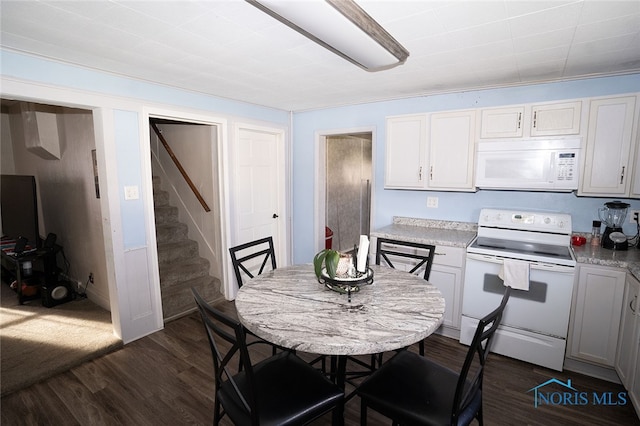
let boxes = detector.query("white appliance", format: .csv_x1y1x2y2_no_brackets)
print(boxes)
461,208,576,371
475,138,581,191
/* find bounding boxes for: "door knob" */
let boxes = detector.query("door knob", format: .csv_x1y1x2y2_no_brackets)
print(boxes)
273,214,279,219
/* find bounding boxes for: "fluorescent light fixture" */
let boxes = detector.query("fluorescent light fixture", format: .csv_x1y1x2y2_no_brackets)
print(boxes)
246,0,409,71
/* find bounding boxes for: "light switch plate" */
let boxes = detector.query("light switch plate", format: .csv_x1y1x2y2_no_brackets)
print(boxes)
124,185,140,200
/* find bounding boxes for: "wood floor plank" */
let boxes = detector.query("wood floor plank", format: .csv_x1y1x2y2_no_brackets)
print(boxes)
2,300,638,425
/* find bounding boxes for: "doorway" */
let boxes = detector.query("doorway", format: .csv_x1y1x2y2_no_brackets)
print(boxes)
325,133,372,252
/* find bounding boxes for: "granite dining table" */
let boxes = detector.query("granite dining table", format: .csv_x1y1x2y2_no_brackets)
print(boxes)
234,263,446,392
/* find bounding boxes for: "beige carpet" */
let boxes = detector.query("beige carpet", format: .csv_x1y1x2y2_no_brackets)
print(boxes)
0,283,122,396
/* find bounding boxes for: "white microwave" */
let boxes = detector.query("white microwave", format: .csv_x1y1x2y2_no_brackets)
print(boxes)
475,138,581,191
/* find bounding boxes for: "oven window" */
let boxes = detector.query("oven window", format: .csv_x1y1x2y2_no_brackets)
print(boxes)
482,273,547,303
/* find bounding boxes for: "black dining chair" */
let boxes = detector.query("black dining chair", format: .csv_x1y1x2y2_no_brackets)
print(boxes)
356,286,511,426
229,236,281,356
192,288,345,426
376,237,436,282
229,237,326,369
374,237,436,362
229,236,277,288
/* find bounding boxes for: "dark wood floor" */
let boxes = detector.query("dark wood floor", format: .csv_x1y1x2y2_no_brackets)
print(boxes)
2,300,639,426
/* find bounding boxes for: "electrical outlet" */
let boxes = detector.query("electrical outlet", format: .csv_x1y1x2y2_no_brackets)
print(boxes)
630,210,640,224
77,280,82,291
89,272,94,283
427,196,438,208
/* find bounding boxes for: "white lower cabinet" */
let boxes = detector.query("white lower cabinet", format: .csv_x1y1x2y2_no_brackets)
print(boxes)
429,246,464,329
568,265,626,366
615,274,640,414
616,274,639,387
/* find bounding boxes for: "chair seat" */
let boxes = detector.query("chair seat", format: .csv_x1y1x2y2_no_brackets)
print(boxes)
356,350,481,426
219,351,344,426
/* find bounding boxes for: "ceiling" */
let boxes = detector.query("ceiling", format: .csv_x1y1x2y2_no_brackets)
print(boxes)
1,0,639,112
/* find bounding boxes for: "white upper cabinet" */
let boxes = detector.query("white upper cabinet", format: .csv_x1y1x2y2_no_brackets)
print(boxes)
530,101,582,136
384,111,476,191
428,110,476,191
579,96,638,197
480,106,524,138
479,101,582,139
385,114,427,189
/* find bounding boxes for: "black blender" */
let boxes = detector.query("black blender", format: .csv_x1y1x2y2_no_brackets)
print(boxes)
599,201,630,250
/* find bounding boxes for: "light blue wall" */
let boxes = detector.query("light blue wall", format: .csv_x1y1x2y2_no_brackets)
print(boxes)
0,50,290,125
114,110,146,248
292,74,640,263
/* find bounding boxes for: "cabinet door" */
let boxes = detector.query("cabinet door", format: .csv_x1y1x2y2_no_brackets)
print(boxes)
630,127,640,199
428,110,476,191
480,106,524,138
569,265,626,366
616,274,639,389
385,115,426,189
632,334,640,415
530,101,582,136
580,96,636,196
429,264,462,329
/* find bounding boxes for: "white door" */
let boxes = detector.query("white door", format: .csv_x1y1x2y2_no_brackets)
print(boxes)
233,126,286,280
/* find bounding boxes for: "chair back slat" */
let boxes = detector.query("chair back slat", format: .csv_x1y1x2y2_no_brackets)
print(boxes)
375,237,436,280
452,286,511,424
192,288,257,418
229,237,277,288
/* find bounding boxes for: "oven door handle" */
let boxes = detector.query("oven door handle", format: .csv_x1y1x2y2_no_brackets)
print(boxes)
466,252,575,273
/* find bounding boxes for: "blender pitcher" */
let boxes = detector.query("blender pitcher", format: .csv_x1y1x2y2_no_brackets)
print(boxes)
598,201,630,250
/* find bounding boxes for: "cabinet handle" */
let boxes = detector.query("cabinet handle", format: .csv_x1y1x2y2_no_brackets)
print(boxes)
533,111,537,128
631,295,637,314
620,166,626,184
517,112,522,129
430,165,433,180
418,166,422,181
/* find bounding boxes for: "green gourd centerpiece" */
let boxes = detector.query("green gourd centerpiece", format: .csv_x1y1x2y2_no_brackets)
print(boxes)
313,249,341,279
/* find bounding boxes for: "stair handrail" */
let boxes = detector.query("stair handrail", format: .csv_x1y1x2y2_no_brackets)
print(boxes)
150,121,211,212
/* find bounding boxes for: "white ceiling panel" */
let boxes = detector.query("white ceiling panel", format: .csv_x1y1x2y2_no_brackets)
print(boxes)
1,0,639,111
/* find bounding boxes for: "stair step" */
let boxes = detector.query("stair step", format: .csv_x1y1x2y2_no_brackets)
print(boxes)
159,257,210,288
153,175,223,322
154,189,170,208
154,205,179,225
156,222,188,243
157,239,199,264
162,275,223,321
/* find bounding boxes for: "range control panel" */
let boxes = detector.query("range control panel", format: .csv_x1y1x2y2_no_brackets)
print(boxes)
478,208,572,234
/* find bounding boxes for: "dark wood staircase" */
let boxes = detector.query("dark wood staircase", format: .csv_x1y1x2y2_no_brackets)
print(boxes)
153,176,223,321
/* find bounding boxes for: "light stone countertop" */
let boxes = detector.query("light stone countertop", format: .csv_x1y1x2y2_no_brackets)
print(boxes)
370,216,640,280
571,241,640,280
235,264,445,356
370,217,477,248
